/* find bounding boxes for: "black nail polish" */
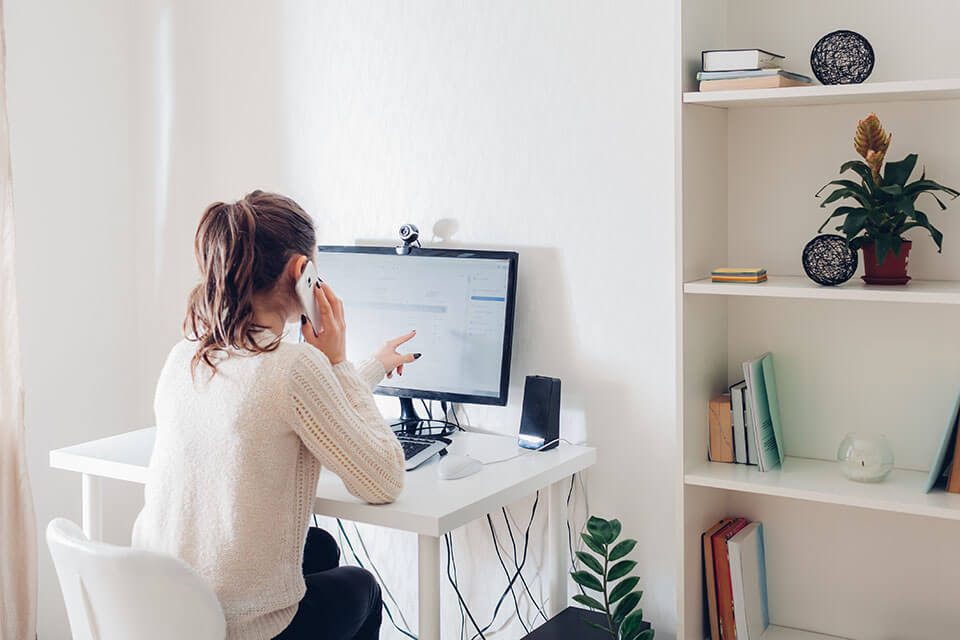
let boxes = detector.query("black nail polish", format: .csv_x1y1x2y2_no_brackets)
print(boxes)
301,315,306,324
414,353,422,359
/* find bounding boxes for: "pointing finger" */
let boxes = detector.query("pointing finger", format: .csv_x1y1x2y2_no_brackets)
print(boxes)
389,330,416,347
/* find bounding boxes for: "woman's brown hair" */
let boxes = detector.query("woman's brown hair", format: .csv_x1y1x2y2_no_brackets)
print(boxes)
184,190,316,376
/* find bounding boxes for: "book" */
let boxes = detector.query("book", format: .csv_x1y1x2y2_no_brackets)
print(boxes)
699,71,813,93
702,518,734,640
709,394,734,463
924,386,960,492
742,353,785,472
728,522,770,640
712,268,767,284
697,69,812,82
743,390,759,466
701,49,784,72
713,518,749,640
948,422,960,493
730,381,747,464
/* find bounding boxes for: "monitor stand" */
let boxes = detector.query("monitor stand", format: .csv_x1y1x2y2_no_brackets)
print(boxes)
396,397,426,434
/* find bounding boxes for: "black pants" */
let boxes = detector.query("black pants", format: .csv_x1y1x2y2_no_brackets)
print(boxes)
273,527,383,639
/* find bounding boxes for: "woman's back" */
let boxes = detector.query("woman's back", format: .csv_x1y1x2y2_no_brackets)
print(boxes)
133,336,403,639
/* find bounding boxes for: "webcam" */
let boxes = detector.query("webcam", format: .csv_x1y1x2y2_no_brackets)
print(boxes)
396,223,421,255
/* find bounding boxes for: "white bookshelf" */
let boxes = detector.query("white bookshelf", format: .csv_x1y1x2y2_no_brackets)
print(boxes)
682,77,960,109
678,2,960,639
683,276,960,304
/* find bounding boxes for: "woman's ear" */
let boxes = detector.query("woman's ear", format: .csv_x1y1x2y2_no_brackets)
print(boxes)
288,254,308,282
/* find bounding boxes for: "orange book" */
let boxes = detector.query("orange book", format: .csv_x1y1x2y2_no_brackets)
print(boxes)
699,75,811,92
947,423,960,493
713,518,749,640
703,519,734,640
709,394,734,463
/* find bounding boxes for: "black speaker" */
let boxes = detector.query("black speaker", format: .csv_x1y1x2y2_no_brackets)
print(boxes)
518,375,561,450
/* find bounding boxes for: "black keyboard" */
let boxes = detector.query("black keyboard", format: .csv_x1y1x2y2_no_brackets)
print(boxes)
399,436,434,459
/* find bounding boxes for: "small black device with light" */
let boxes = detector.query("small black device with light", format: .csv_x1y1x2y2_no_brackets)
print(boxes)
518,375,561,451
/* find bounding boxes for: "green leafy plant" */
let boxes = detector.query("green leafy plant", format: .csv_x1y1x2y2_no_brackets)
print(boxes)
570,516,653,640
816,112,960,264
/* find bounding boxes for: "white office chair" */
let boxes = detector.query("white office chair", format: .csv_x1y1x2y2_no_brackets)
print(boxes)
46,518,226,640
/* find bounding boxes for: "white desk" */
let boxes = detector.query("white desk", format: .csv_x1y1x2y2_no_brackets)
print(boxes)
50,428,595,640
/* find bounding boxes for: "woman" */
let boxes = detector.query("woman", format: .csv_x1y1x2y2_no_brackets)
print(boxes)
132,191,416,640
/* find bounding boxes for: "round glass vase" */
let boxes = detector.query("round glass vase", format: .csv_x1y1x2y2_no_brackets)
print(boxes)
836,433,894,482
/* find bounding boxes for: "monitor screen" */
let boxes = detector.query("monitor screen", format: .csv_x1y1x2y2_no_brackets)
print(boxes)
314,246,518,405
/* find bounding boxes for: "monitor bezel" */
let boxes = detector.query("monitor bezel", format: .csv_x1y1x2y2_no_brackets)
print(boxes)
315,245,519,407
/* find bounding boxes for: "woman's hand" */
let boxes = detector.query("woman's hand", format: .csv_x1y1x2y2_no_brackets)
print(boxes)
301,282,346,365
374,331,421,379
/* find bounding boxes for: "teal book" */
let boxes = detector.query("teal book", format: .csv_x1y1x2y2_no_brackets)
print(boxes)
742,353,785,472
924,386,960,493
729,522,770,640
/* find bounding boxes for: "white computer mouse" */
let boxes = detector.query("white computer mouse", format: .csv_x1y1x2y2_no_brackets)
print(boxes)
437,453,483,480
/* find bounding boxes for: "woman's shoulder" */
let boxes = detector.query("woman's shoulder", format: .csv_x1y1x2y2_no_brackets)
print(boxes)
275,341,335,380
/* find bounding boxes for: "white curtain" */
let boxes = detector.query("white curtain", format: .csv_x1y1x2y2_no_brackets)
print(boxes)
0,0,37,637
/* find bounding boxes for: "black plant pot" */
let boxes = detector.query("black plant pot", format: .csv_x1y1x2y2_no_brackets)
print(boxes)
521,606,652,640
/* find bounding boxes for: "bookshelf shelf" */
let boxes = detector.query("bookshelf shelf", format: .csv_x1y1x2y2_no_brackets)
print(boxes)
685,457,960,522
758,626,850,640
682,78,960,109
683,275,960,304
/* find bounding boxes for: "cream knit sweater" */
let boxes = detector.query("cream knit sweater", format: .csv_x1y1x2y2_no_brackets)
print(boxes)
131,334,405,640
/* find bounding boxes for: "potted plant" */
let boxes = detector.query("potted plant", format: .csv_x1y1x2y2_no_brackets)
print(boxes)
816,112,959,284
570,516,653,640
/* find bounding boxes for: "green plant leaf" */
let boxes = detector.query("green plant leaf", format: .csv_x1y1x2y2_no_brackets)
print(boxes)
587,516,615,545
572,594,605,611
609,539,637,562
571,570,603,592
581,532,605,555
818,186,871,208
585,620,612,634
839,160,876,190
612,592,642,624
900,210,944,251
618,610,647,640
884,153,918,187
634,629,655,640
608,560,638,581
609,519,622,542
575,551,604,575
905,178,960,198
840,211,869,239
609,577,641,603
879,184,904,197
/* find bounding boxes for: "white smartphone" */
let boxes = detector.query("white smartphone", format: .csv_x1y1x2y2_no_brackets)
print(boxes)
295,260,322,337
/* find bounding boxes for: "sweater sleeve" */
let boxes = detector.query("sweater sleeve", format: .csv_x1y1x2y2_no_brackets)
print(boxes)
287,347,404,504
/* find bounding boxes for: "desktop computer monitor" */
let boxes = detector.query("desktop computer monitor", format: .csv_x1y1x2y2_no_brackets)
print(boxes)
314,245,519,426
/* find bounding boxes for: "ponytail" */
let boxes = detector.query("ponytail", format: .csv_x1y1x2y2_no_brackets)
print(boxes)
184,190,316,377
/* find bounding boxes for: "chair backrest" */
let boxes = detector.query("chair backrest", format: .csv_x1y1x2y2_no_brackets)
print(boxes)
46,518,226,640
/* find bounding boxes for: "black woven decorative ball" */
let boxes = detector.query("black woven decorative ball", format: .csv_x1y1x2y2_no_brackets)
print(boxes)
803,234,858,286
810,30,875,84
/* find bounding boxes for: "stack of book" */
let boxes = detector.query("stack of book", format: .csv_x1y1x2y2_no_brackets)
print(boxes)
703,518,769,640
698,49,813,92
708,353,785,471
711,268,767,284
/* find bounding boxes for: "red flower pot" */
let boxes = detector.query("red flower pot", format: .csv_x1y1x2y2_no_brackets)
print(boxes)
861,240,912,285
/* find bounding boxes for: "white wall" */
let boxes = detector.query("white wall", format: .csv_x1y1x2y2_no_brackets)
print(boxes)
10,1,680,637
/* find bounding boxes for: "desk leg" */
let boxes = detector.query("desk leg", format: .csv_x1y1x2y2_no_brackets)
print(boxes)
418,534,441,640
81,474,102,541
546,479,568,618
